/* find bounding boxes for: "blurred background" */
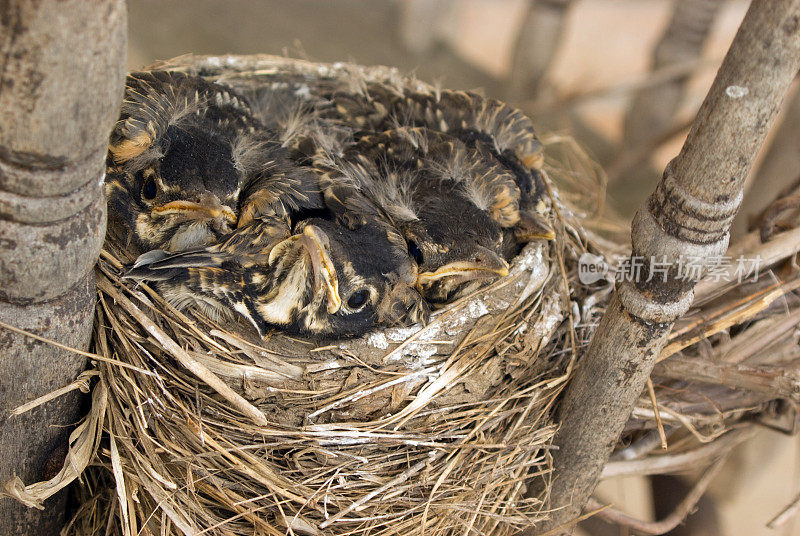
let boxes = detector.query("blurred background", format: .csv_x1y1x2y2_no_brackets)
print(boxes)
127,1,799,534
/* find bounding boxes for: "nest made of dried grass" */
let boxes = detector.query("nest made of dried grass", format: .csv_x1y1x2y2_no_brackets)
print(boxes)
56,55,607,536
73,242,566,536
63,214,595,534
8,55,800,536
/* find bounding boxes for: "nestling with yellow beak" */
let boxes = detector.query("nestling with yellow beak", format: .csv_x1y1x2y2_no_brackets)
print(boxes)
316,127,527,303
124,214,428,338
105,70,321,255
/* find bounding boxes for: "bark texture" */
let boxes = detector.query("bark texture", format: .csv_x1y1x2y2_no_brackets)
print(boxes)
530,1,800,533
0,2,126,534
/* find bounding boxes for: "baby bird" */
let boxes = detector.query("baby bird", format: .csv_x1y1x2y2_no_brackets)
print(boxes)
387,86,556,245
211,71,554,244
316,127,520,303
105,71,321,255
124,216,428,338
292,77,555,244
380,87,555,244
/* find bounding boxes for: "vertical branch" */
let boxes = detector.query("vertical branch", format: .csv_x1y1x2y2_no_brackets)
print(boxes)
397,0,455,56
0,1,126,534
623,0,725,150
529,1,800,533
507,0,573,101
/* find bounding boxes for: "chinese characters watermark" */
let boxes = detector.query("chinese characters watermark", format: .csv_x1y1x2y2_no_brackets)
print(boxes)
578,253,762,285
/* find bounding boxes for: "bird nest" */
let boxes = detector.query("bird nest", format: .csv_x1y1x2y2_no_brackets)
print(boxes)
73,236,570,536
9,55,800,536
50,55,602,536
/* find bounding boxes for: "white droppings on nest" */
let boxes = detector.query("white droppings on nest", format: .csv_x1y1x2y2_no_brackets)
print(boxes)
512,243,551,307
205,56,222,68
366,332,389,350
443,319,467,337
294,84,311,99
515,322,528,335
402,343,438,364
386,320,444,343
385,324,422,342
512,241,547,274
468,299,489,319
491,299,509,310
531,294,565,349
442,298,489,336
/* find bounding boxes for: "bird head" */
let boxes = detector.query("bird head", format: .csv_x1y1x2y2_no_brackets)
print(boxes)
127,216,428,339
105,71,257,253
322,128,515,305
401,186,510,304
283,218,428,337
106,122,241,253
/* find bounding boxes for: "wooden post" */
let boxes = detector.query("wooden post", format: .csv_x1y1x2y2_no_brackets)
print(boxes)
529,1,800,533
0,2,126,534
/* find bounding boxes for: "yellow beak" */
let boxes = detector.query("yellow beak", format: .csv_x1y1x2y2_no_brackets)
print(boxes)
151,200,237,225
417,248,510,286
300,225,342,314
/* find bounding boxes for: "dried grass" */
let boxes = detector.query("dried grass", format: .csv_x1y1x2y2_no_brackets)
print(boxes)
5,55,800,535
60,227,579,536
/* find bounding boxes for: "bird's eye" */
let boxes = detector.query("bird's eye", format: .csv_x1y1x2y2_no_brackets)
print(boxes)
141,176,158,200
346,289,370,311
407,240,424,265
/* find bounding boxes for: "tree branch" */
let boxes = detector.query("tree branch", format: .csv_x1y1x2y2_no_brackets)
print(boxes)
507,0,573,101
525,1,800,533
655,355,800,401
622,0,724,150
588,455,728,535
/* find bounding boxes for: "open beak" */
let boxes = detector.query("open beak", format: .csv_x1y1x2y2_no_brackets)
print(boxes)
299,225,341,314
151,198,238,226
417,247,510,287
